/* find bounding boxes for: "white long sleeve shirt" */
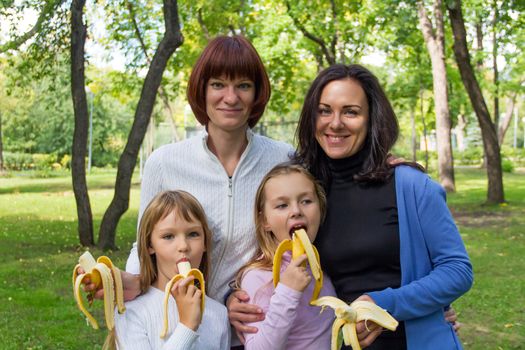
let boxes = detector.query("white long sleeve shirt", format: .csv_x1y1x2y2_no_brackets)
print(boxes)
126,129,293,301
114,287,230,350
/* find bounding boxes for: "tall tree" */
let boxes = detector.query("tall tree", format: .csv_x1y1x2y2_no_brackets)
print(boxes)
447,0,504,203
98,0,183,250
417,0,455,191
283,0,376,68
70,0,94,246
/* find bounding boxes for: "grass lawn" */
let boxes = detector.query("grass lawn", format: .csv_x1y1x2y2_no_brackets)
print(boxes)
0,167,523,349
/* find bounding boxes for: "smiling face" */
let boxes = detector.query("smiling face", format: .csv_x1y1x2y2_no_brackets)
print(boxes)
262,172,322,244
315,79,369,159
205,75,256,134
148,210,206,290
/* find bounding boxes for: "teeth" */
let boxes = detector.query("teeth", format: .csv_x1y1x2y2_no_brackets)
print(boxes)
311,296,398,350
327,135,346,142
72,251,126,331
160,261,205,338
273,229,323,303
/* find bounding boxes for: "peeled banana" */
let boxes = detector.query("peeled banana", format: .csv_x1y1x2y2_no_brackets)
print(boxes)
272,228,323,302
311,296,398,350
161,260,206,338
72,251,126,330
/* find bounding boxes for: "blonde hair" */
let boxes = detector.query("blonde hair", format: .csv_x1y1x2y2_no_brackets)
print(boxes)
137,190,213,293
234,162,326,288
106,191,212,349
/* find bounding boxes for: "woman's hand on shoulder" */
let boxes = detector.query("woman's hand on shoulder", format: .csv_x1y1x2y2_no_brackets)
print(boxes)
280,254,311,292
354,295,384,348
171,276,202,331
226,289,264,344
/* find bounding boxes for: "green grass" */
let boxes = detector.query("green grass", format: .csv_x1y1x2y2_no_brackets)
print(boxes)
0,168,524,349
445,169,525,349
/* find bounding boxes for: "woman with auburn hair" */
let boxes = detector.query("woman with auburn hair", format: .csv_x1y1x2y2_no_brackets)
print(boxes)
124,35,293,305
81,35,291,349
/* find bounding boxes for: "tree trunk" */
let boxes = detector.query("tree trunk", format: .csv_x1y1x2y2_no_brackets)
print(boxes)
475,19,484,69
70,0,94,246
417,0,455,191
421,87,429,170
97,0,183,250
498,94,517,145
0,110,5,173
456,112,466,151
492,1,499,127
285,0,336,65
447,0,504,204
411,103,417,162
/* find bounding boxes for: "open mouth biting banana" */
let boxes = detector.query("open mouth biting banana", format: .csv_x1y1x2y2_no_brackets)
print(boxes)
272,228,323,302
161,259,205,338
72,251,126,330
311,296,398,350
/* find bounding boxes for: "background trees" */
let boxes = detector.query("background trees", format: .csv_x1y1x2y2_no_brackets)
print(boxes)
0,0,523,246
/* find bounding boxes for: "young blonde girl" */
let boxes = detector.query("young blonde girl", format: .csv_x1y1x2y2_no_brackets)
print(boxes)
112,190,230,349
235,163,336,350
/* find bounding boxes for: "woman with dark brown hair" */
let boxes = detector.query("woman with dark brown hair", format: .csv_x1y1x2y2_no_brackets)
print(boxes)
229,64,471,350
296,64,472,349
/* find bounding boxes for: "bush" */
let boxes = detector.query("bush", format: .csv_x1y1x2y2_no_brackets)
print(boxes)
3,152,34,170
502,158,515,173
3,152,64,171
455,148,483,166
32,153,58,170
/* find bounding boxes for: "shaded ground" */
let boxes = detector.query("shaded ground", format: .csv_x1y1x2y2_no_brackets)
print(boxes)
451,209,515,228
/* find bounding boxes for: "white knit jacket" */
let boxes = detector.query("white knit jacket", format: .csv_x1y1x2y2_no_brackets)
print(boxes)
126,129,293,301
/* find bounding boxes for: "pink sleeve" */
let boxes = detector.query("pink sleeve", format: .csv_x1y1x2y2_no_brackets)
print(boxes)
241,269,302,350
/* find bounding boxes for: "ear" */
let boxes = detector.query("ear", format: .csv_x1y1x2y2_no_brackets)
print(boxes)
260,212,272,231
148,245,155,255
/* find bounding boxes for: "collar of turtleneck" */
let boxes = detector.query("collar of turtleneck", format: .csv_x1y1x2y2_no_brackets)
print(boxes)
327,144,369,181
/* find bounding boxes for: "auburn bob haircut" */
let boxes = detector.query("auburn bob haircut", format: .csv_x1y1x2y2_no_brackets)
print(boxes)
187,35,271,128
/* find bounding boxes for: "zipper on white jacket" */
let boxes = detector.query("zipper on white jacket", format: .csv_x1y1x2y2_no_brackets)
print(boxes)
204,129,254,297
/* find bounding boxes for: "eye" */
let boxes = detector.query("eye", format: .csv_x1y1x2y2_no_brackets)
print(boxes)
210,81,224,89
343,108,358,117
238,82,253,90
301,198,314,205
161,233,174,240
275,203,288,209
188,231,201,238
318,107,331,116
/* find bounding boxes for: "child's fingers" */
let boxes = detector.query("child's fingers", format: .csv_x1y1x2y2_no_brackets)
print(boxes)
232,320,258,337
290,254,308,266
180,275,196,287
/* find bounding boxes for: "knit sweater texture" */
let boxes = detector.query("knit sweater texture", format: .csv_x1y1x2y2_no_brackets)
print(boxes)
126,129,293,301
114,287,230,349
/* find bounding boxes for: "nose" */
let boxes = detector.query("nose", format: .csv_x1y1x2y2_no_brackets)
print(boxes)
176,236,189,252
328,112,343,130
289,203,303,218
223,86,240,105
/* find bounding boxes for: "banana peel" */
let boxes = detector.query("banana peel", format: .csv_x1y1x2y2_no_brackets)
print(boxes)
72,251,126,330
272,228,323,302
161,260,205,338
311,296,398,350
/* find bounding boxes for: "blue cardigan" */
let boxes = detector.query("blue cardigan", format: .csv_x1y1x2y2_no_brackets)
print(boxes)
367,166,473,349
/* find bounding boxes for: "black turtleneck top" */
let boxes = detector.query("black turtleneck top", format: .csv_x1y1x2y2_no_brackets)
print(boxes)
315,148,406,349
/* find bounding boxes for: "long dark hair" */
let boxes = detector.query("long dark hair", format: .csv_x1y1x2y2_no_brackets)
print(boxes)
295,64,416,186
